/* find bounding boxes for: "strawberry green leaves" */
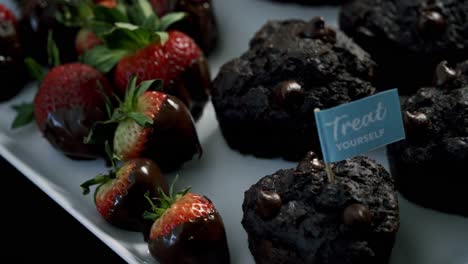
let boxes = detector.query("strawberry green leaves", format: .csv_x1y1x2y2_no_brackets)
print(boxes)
24,58,46,82
85,75,163,144
143,175,191,221
47,32,61,67
82,46,129,73
11,103,34,129
159,12,187,31
81,0,186,73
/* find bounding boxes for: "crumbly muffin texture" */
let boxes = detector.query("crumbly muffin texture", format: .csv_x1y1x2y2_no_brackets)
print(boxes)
242,154,399,264
339,0,468,92
212,18,375,160
388,60,468,216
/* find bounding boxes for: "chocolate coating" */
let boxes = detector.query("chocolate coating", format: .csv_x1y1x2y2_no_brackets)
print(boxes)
42,107,108,159
149,211,230,264
0,16,26,101
343,203,372,227
167,56,211,120
143,95,202,171
103,159,168,231
255,190,282,220
18,0,78,64
173,0,218,54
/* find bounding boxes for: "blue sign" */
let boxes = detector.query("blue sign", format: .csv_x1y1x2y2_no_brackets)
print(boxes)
315,89,405,163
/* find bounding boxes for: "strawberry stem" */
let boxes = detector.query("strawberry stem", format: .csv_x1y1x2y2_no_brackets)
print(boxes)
142,175,192,221
81,174,112,195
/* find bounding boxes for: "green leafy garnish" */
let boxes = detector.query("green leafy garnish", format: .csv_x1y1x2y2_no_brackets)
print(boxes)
11,103,34,129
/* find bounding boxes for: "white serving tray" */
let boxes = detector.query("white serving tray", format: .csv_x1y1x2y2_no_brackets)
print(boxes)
1,0,468,263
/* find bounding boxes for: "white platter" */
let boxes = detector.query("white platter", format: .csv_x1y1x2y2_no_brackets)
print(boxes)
1,0,468,263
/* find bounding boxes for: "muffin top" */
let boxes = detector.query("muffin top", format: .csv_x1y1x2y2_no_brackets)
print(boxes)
340,0,468,54
242,153,399,263
391,60,468,163
212,18,376,117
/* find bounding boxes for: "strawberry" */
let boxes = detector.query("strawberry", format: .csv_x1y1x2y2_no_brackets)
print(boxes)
96,75,201,171
149,0,219,55
0,4,17,27
75,29,103,55
0,3,26,101
150,0,171,17
144,184,230,263
81,157,168,231
82,0,211,120
18,0,80,64
32,62,113,159
93,0,117,9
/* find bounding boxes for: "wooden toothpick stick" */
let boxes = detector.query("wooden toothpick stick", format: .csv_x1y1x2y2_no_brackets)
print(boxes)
314,108,335,183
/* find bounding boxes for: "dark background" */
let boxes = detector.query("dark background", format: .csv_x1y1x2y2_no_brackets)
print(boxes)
0,156,126,262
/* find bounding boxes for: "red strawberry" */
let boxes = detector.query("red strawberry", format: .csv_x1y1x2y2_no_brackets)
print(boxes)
114,30,201,92
0,3,26,102
34,63,113,159
94,0,117,8
83,0,212,120
144,186,230,263
107,76,201,171
0,4,17,27
81,158,168,230
75,29,103,55
148,0,219,55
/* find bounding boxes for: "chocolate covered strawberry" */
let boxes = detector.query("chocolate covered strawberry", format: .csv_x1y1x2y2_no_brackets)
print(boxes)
18,0,79,64
81,157,168,230
144,186,230,264
97,75,201,171
83,0,211,120
150,0,219,55
31,62,113,159
0,3,27,101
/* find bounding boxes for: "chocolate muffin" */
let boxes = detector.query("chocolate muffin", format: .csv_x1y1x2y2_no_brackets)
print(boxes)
212,18,376,160
339,0,468,93
242,153,400,264
387,60,468,217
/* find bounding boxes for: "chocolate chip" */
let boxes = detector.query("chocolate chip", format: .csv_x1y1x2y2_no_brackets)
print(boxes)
274,80,305,111
297,151,326,172
301,17,336,44
403,111,431,140
343,204,372,227
419,10,447,35
434,61,459,86
255,190,282,220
